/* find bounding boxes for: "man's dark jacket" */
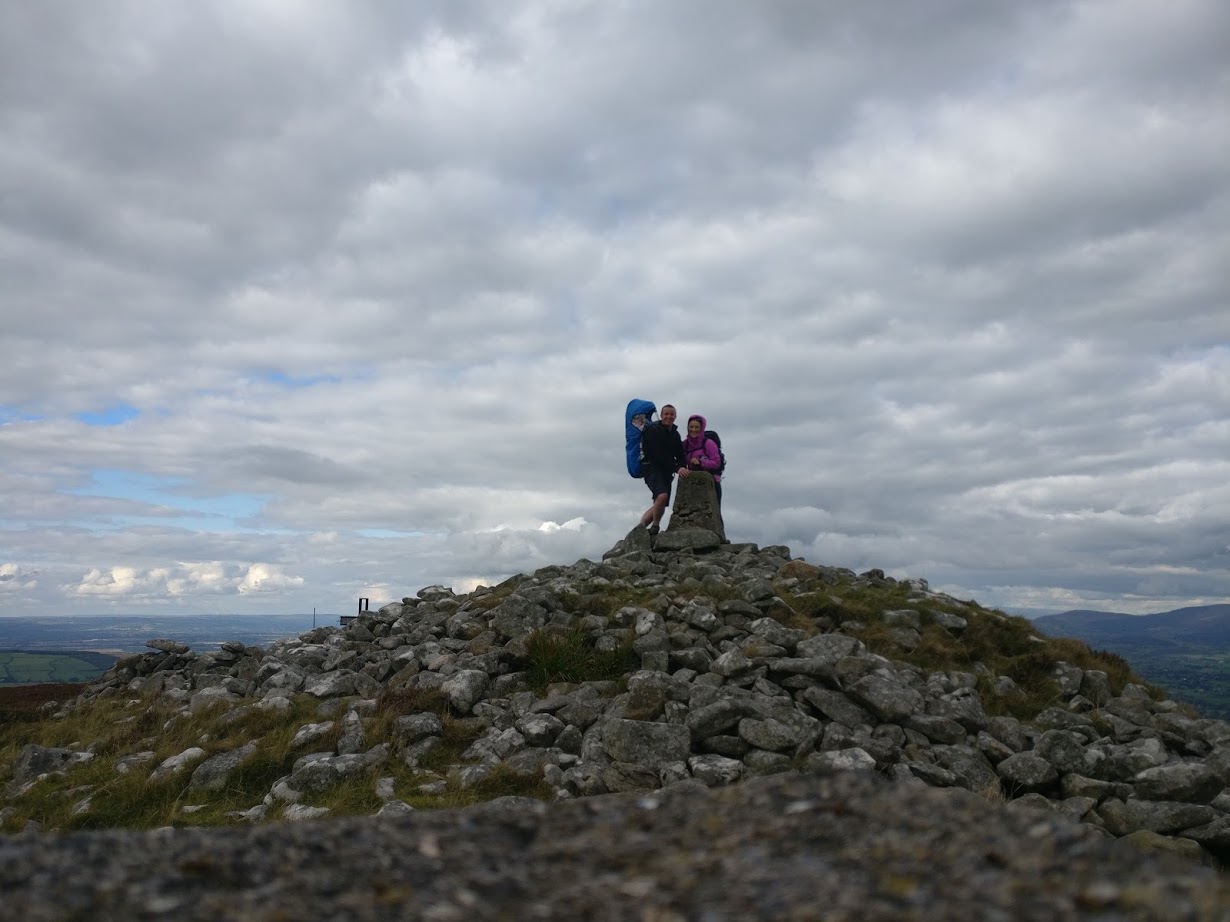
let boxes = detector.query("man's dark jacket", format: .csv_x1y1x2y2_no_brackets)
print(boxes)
641,421,686,474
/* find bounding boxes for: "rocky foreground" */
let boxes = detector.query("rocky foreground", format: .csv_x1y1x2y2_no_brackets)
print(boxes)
2,770,1226,921
3,522,1230,916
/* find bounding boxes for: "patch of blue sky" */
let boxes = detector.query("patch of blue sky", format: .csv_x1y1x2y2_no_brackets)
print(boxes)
67,470,272,528
75,402,140,426
0,405,45,424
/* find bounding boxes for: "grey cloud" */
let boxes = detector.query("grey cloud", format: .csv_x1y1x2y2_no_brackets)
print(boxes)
215,445,367,489
0,1,1225,617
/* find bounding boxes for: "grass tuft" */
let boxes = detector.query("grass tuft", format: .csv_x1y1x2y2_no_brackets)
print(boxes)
523,628,638,691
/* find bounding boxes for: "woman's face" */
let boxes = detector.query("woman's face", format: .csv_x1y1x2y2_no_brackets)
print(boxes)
687,420,702,437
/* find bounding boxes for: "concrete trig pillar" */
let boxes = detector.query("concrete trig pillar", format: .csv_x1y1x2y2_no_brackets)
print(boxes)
658,471,726,549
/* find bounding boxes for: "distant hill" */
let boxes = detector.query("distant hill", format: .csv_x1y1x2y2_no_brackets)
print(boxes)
1033,604,1230,719
1033,604,1230,652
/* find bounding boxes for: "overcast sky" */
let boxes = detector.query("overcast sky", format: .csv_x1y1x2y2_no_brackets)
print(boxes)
1,1,1227,622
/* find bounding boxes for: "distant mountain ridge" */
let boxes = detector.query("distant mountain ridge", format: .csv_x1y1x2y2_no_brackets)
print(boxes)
1033,604,1230,652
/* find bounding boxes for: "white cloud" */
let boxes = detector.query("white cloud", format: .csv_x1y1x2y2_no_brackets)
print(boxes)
63,562,304,604
538,517,589,533
236,564,305,595
0,562,39,591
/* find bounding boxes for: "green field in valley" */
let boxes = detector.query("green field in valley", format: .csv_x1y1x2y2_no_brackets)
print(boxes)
0,651,116,685
1126,651,1230,721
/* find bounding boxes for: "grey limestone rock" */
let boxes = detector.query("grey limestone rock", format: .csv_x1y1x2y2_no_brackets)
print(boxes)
441,669,490,714
883,608,921,628
794,631,862,661
600,718,690,765
748,617,805,650
188,686,241,713
1097,799,1216,836
1034,729,1097,776
1080,669,1112,706
8,746,95,791
932,611,968,633
288,754,370,796
303,670,372,699
282,804,330,821
997,752,1060,793
1101,737,1170,781
802,687,872,728
803,747,877,773
336,710,367,755
846,671,925,722
686,698,745,740
189,742,258,791
905,714,967,745
710,648,755,678
374,800,415,818
393,712,442,745
737,717,800,752
515,712,565,747
687,754,744,786
1052,661,1085,697
1183,815,1230,851
150,748,207,781
114,751,156,775
146,639,190,654
1133,762,1225,804
289,721,335,749
416,584,455,602
490,594,548,639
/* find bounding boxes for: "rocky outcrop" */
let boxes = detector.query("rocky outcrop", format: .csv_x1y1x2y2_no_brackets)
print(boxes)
8,533,1230,871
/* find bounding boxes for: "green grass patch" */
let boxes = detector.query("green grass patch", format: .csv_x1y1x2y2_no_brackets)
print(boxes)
0,692,341,833
523,627,638,691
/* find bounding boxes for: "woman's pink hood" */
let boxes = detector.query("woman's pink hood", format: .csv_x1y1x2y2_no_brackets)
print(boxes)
683,415,711,451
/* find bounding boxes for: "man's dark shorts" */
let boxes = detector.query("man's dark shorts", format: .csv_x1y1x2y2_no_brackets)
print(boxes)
643,468,673,502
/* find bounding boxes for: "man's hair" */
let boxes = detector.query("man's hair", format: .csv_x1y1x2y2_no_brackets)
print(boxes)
661,404,676,412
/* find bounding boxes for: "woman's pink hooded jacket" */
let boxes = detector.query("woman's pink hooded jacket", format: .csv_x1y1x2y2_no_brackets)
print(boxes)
682,414,721,482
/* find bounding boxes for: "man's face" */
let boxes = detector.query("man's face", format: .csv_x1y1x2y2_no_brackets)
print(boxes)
660,406,676,427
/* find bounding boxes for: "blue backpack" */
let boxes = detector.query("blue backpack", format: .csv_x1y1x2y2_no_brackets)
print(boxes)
625,399,656,477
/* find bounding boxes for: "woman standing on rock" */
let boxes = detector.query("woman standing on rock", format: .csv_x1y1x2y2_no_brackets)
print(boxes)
682,414,722,507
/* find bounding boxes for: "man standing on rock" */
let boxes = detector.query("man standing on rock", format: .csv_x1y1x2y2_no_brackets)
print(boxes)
638,403,689,535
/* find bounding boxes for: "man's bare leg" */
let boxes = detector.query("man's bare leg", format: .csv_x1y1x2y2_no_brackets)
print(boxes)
649,493,668,531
